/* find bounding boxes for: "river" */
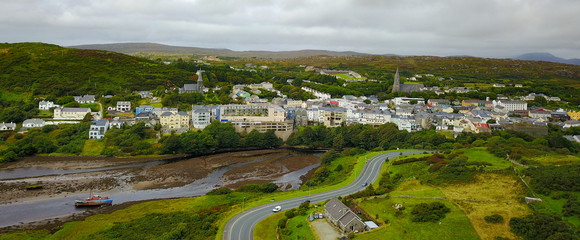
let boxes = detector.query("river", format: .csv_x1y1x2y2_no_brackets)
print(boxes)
0,150,321,228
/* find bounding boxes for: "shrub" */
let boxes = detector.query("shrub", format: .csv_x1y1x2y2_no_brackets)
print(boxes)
207,187,232,195
509,213,577,240
484,214,504,223
411,202,451,222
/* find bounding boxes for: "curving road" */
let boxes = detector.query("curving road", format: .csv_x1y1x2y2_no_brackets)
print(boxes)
223,150,428,240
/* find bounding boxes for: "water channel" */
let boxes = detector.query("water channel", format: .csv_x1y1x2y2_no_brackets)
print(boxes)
0,150,321,228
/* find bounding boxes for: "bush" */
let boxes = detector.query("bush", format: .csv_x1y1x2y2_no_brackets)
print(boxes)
509,213,577,240
484,214,504,223
207,187,233,195
411,202,451,222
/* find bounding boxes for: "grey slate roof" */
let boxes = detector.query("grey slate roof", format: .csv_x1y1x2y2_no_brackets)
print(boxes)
91,119,109,127
160,112,173,117
62,107,90,112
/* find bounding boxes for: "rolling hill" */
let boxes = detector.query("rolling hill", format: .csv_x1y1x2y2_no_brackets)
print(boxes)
68,42,369,59
0,42,192,96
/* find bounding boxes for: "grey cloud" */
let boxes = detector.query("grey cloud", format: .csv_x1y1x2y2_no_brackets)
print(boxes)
1,0,579,58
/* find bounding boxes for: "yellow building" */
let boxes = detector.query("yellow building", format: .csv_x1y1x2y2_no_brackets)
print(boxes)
160,111,190,129
568,111,580,120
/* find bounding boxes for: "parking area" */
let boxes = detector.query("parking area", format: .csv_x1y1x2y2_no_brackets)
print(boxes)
310,219,342,240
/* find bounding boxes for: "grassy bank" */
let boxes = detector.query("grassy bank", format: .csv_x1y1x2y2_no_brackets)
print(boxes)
357,182,479,240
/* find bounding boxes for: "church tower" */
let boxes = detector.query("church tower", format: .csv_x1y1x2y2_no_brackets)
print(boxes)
196,69,204,93
392,68,400,93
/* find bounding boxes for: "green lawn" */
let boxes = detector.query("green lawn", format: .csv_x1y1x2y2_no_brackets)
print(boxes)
284,213,316,240
36,110,52,118
525,154,580,166
79,103,100,112
533,193,580,227
254,212,285,240
81,139,104,156
462,147,512,170
358,185,479,240
333,73,354,80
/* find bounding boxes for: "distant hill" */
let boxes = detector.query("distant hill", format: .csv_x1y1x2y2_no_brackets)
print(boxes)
515,52,580,65
68,42,369,59
0,42,191,96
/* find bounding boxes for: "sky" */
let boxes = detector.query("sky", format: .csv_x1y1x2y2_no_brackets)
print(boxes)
1,0,580,58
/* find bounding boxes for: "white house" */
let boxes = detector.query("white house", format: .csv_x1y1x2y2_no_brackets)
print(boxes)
38,100,58,110
0,122,16,131
22,119,46,128
89,119,109,139
74,95,96,104
116,101,131,112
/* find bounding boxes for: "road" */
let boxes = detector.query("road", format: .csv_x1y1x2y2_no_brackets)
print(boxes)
223,150,428,240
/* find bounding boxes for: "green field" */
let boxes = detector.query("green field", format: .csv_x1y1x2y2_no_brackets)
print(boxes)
254,213,285,240
358,184,479,240
0,193,252,240
81,139,104,156
462,148,512,170
333,73,354,80
532,193,580,227
525,154,580,166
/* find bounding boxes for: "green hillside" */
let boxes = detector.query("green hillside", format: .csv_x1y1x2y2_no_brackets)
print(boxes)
0,42,191,96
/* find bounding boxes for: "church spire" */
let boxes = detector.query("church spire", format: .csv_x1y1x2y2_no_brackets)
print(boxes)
392,68,400,93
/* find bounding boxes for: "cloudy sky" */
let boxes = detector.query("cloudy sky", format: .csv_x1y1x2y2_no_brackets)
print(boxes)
1,0,579,58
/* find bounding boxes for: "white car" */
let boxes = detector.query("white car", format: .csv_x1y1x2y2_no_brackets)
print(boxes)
272,206,282,212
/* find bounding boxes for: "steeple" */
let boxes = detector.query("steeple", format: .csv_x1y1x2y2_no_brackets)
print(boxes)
196,69,204,92
392,68,400,93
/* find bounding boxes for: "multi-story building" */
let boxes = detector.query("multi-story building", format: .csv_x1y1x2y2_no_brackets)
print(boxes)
53,107,91,120
160,111,190,130
492,100,527,112
89,119,109,139
116,101,131,112
192,109,211,129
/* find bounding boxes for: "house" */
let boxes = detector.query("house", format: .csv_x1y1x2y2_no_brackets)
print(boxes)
137,91,152,98
0,122,16,131
152,107,178,118
22,119,46,128
74,95,96,103
427,99,450,107
116,101,131,112
493,83,506,88
160,111,190,130
529,110,551,119
53,107,91,120
89,119,109,139
324,198,366,234
135,112,157,127
135,105,154,115
38,100,58,110
109,117,124,128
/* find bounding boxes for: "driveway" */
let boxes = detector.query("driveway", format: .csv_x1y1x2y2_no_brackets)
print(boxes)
311,219,341,240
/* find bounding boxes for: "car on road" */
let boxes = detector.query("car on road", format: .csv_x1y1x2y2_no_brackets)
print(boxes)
362,182,368,187
272,206,282,212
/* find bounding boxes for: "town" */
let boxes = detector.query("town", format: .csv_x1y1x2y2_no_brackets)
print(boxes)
3,66,579,146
